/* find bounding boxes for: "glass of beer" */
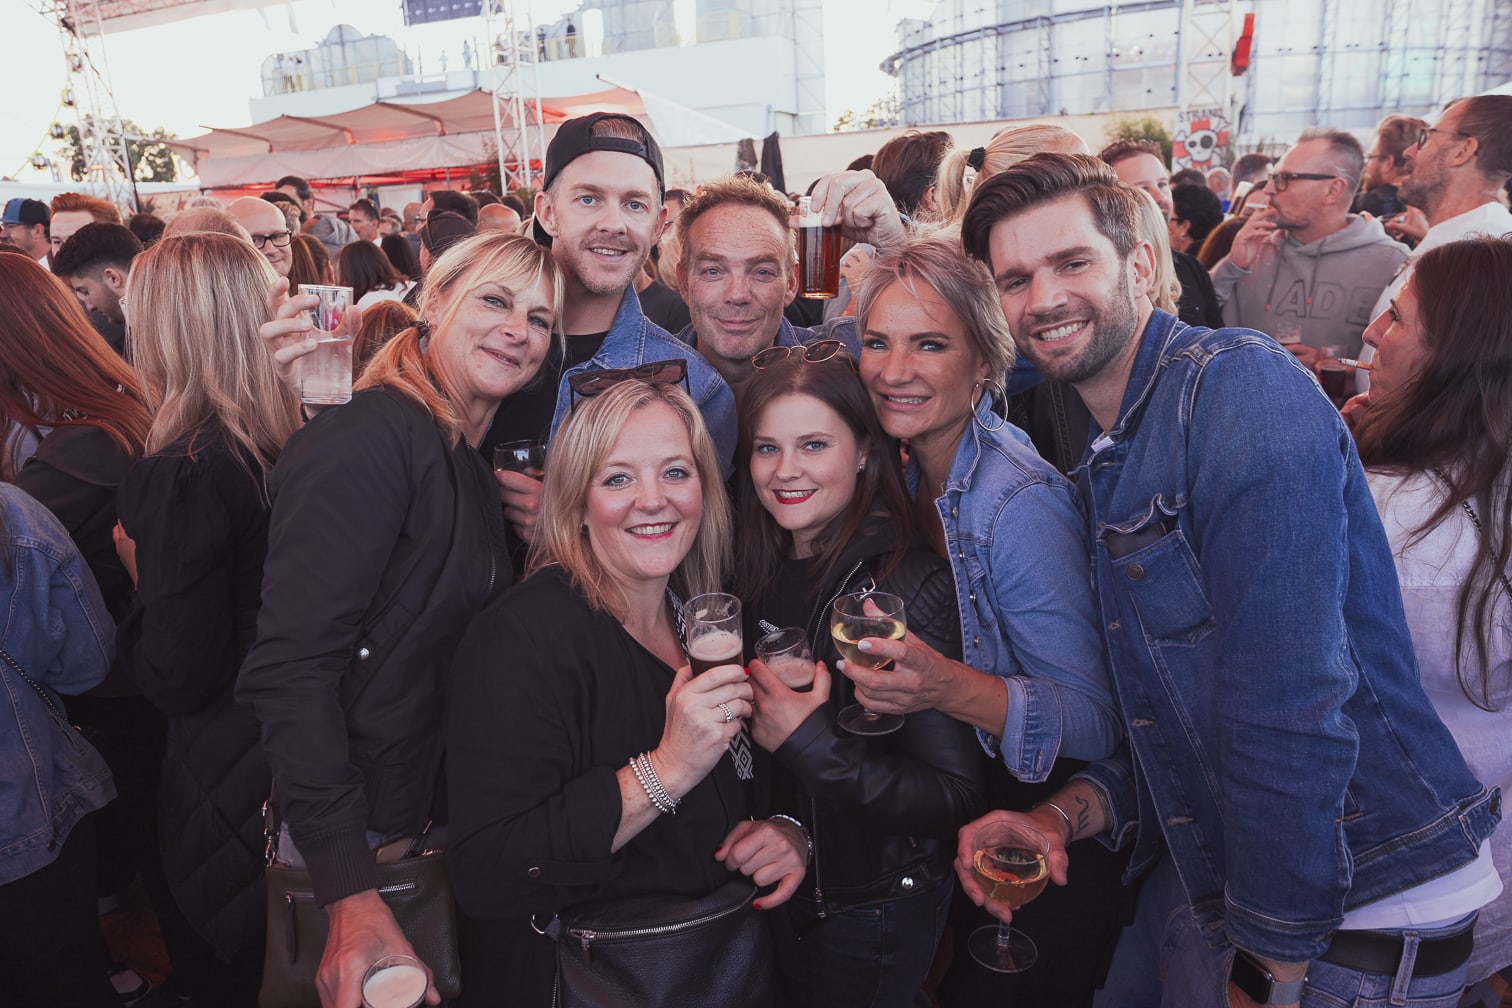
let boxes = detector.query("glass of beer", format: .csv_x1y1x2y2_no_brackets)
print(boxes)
1316,343,1352,409
684,593,743,676
830,590,905,735
298,284,355,406
967,821,1051,973
755,627,815,691
797,195,841,300
493,440,546,479
361,954,427,1008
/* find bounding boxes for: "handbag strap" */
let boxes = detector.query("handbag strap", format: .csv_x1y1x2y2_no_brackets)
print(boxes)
0,644,67,721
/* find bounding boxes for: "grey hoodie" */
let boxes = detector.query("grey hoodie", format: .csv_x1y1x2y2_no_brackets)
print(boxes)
1210,214,1407,356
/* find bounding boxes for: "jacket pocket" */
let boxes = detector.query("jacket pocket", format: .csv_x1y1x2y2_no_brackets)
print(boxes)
1104,523,1215,647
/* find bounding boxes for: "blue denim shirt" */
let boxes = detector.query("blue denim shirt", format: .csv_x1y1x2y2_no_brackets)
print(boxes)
549,287,738,474
0,483,116,885
1071,310,1500,962
907,403,1121,781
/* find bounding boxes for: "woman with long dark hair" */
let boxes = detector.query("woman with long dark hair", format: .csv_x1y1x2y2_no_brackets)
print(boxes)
335,238,415,308
1353,236,1512,984
113,232,302,1004
733,348,983,1008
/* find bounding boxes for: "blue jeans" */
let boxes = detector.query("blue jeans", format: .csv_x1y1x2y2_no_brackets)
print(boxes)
785,880,952,1008
1096,856,1471,1008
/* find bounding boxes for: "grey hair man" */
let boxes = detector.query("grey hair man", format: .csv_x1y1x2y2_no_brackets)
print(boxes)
1211,128,1406,357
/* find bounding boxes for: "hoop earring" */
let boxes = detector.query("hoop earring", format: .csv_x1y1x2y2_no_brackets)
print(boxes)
970,377,1008,433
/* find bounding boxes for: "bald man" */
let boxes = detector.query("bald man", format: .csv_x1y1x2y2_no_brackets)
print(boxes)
477,202,522,233
228,197,293,278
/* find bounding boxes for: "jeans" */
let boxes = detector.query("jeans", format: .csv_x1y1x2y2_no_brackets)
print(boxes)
785,879,953,1008
1096,856,1471,1008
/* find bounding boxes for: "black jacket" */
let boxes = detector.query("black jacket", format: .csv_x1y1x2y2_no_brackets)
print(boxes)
755,523,985,916
238,387,509,907
117,428,273,960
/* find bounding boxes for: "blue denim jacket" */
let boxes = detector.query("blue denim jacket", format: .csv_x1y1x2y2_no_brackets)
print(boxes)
0,483,116,885
549,287,738,473
1072,310,1500,962
907,403,1121,781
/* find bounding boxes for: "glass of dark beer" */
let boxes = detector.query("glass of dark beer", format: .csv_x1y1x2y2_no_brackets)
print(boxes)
493,440,546,479
797,195,841,300
684,593,743,675
1316,343,1353,408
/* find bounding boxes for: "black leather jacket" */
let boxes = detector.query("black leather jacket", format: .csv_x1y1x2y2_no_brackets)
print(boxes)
759,525,985,916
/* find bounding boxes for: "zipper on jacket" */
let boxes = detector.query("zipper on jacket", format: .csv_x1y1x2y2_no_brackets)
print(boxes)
809,793,827,918
805,560,866,653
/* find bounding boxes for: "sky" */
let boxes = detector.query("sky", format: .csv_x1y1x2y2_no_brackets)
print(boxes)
0,0,936,182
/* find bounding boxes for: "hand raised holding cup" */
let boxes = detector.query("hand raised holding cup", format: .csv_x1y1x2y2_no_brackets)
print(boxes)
298,284,357,406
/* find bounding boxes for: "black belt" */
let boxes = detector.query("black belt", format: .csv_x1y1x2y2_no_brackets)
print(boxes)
1318,920,1475,978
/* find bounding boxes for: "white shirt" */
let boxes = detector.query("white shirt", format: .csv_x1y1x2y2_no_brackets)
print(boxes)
1358,201,1512,389
1365,468,1512,980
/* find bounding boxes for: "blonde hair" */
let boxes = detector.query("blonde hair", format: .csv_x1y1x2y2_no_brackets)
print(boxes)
358,232,563,445
854,231,1016,383
936,124,1090,223
530,380,730,617
1129,185,1180,314
126,232,301,463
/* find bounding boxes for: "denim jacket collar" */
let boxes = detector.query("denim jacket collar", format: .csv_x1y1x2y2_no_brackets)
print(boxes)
1102,308,1184,446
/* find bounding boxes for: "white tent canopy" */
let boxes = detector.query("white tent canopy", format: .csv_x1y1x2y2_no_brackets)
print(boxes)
168,85,747,188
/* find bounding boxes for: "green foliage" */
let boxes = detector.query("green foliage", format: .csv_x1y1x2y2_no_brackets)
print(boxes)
58,118,180,182
1104,116,1173,164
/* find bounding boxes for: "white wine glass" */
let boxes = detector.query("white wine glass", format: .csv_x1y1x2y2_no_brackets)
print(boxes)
967,821,1050,973
830,590,905,736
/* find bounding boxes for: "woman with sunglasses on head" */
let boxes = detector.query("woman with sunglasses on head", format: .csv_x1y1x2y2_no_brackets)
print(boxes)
1351,237,1512,989
238,232,561,1008
735,344,983,1008
446,378,807,1006
847,232,1122,1005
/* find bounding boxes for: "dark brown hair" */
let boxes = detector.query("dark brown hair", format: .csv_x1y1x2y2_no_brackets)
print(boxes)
336,240,407,303
734,353,913,601
1354,236,1512,709
962,153,1139,265
872,130,954,218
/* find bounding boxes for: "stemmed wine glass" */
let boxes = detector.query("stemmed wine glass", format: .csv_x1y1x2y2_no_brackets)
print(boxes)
830,590,906,736
967,821,1051,973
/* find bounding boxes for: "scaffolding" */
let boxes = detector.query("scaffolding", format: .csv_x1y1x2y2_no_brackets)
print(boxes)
482,0,546,195
46,0,140,208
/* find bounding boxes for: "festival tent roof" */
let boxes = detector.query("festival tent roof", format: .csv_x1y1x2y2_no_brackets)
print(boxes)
167,85,747,188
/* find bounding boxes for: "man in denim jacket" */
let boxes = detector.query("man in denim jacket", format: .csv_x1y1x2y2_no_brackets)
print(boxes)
952,153,1501,1007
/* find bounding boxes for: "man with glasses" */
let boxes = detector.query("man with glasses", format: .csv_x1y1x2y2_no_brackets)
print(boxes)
1351,114,1427,222
228,197,293,279
1353,96,1512,390
1211,128,1405,361
1,198,51,268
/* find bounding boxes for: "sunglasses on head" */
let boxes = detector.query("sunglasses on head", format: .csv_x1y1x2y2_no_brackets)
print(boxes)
567,358,690,410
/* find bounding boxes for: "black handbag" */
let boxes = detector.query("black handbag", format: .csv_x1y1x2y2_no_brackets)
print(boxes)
545,879,774,1008
258,804,462,1008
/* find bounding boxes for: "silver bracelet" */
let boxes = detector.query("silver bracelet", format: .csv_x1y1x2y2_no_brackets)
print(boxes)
769,813,812,864
629,753,679,815
1034,800,1074,840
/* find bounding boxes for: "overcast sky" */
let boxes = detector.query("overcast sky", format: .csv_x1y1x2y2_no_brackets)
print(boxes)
1,0,935,182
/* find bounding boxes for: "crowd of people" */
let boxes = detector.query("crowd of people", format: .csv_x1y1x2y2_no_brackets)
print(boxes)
0,93,1509,1008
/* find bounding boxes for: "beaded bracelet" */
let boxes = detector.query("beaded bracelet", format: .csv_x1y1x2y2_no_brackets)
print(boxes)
629,753,679,815
769,813,813,864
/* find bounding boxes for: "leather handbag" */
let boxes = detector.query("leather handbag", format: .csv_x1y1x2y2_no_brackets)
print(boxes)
546,879,774,1008
258,806,462,1007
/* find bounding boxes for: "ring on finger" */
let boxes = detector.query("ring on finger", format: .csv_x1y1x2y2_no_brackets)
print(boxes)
717,701,734,724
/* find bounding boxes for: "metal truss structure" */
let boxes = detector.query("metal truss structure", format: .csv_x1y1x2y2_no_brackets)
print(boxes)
44,0,140,207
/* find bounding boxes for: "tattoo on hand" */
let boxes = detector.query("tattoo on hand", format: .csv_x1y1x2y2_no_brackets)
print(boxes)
1073,794,1091,838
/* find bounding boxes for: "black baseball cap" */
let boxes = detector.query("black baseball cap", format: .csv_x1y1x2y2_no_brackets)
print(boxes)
533,113,664,247
2,198,50,227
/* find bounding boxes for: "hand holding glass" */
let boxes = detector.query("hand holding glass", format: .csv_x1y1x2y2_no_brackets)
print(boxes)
684,593,743,676
967,821,1050,973
755,627,815,691
298,284,355,406
361,954,427,1008
493,440,546,479
831,591,906,735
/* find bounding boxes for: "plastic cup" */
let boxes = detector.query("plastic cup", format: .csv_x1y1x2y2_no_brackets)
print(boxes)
298,284,354,406
361,954,426,1008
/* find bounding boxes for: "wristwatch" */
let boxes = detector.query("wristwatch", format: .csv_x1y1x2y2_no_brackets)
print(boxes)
1230,950,1307,1004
